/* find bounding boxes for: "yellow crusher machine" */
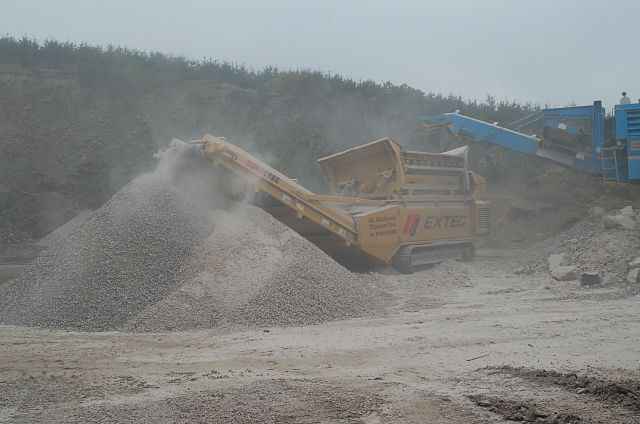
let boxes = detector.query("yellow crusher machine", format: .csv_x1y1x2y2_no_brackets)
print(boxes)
157,135,489,273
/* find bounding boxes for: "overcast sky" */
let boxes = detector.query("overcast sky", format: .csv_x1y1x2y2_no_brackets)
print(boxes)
1,0,638,108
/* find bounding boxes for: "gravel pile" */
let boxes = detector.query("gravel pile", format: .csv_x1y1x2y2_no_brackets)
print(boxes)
0,174,214,331
126,205,384,331
519,208,640,282
1,172,383,332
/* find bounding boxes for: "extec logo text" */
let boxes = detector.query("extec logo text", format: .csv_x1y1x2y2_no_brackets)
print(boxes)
424,215,466,229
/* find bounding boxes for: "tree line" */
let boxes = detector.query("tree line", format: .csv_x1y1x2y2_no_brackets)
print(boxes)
0,35,539,124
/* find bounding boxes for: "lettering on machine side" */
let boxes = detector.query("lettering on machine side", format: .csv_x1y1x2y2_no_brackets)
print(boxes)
367,215,398,238
423,215,466,229
246,160,281,184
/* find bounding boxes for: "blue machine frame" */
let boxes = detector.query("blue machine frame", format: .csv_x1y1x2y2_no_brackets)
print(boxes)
420,101,640,182
614,103,640,179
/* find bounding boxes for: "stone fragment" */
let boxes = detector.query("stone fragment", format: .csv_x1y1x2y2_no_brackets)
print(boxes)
621,206,634,216
551,266,578,281
627,268,640,284
628,257,640,269
602,214,636,230
548,253,569,271
580,272,601,286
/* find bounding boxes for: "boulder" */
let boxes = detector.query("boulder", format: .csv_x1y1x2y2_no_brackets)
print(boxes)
627,268,640,284
628,257,640,269
580,272,601,286
551,266,578,281
602,214,636,230
548,253,570,271
621,206,634,216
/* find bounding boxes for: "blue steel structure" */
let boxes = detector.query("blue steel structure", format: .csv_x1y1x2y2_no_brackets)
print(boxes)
615,103,640,180
420,101,640,182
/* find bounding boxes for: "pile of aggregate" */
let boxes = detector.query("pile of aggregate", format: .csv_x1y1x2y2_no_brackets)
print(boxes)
126,205,384,332
1,174,383,332
519,208,640,282
0,174,214,331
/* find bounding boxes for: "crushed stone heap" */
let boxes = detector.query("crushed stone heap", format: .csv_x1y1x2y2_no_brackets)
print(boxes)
520,207,640,282
0,175,383,332
126,205,384,332
0,175,213,331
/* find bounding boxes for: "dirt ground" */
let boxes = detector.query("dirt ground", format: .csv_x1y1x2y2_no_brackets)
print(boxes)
1,249,639,423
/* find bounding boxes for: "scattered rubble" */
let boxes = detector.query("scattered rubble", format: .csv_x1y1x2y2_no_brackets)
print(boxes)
548,253,578,281
548,253,569,271
489,366,640,412
626,268,640,284
469,394,581,423
520,206,640,284
602,214,635,230
628,257,640,269
551,266,578,281
580,271,601,286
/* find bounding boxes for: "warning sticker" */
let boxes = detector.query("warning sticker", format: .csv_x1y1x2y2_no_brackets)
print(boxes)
282,194,291,205
321,217,331,227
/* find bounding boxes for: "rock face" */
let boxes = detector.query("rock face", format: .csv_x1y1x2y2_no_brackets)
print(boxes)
551,266,578,281
602,214,636,230
548,253,570,271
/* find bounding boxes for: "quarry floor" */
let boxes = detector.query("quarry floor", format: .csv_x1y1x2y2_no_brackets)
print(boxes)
1,249,639,423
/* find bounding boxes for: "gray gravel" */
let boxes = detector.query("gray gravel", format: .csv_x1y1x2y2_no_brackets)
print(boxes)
519,209,640,282
126,204,384,331
13,378,384,424
2,172,383,332
0,174,214,331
